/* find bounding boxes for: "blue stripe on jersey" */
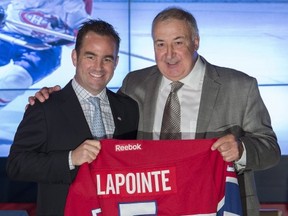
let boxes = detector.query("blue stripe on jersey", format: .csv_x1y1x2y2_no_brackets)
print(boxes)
217,177,243,216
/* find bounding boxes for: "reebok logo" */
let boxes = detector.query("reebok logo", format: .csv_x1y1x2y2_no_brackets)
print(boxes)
115,143,142,152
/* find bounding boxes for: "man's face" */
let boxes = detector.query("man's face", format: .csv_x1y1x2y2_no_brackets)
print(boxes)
153,19,199,81
72,31,118,95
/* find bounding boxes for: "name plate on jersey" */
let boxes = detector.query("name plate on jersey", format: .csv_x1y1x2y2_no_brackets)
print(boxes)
94,166,177,197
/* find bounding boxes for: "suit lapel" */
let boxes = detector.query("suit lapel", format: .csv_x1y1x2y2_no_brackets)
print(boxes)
196,57,221,139
58,82,92,139
142,67,162,135
107,89,122,136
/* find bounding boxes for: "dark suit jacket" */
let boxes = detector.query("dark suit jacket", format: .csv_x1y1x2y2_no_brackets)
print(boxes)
6,81,139,216
119,56,281,216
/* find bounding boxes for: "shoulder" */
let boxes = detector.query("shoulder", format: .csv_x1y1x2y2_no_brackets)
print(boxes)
120,65,161,94
29,81,75,110
126,65,159,79
218,67,255,84
47,81,75,102
203,57,256,83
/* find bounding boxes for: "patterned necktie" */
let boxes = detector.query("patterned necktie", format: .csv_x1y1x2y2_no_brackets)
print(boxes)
88,97,106,139
160,81,184,140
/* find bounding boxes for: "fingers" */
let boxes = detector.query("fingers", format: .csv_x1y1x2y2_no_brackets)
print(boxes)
211,134,241,162
28,85,61,105
81,140,101,162
211,134,235,151
39,85,61,100
28,96,36,106
36,87,50,102
50,85,61,93
218,146,239,162
71,140,101,166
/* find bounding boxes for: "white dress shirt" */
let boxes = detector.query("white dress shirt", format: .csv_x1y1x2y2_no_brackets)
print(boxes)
152,57,246,168
153,56,205,140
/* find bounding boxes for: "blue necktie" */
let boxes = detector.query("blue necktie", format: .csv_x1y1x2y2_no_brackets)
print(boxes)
88,97,106,139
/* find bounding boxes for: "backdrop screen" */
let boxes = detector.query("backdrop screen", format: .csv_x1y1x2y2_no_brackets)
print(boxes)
0,0,287,156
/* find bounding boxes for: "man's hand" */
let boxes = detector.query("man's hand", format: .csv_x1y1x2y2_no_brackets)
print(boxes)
71,139,101,166
28,85,61,106
211,134,244,162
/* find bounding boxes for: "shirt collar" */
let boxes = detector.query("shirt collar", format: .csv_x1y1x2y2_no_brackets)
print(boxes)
72,78,107,102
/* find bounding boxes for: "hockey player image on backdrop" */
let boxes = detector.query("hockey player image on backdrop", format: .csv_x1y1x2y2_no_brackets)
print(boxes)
0,0,92,107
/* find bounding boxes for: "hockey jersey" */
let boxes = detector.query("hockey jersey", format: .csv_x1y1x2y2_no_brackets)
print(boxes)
65,139,242,216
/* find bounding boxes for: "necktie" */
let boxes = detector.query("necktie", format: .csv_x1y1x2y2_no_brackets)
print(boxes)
88,97,106,139
160,81,183,140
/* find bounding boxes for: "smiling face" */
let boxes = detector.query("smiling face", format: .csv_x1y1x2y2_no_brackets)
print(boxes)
153,18,199,81
72,31,119,95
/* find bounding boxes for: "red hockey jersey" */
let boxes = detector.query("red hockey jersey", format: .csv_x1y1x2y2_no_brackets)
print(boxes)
65,139,242,216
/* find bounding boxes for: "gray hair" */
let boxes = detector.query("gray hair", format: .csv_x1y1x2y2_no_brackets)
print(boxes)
152,7,199,41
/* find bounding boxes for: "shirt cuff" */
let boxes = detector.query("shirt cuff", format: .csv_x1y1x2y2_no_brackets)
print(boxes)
68,151,75,170
234,141,246,171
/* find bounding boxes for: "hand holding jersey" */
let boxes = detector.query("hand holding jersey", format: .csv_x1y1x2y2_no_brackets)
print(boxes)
211,134,244,162
71,139,101,166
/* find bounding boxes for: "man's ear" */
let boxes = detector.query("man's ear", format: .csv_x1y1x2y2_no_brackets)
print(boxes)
194,36,200,51
114,55,119,69
71,49,77,66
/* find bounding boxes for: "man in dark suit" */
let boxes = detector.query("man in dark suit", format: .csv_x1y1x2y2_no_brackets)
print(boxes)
6,19,139,216
27,7,280,216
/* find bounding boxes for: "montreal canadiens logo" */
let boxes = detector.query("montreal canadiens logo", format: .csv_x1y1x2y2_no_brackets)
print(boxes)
20,11,50,28
115,143,142,152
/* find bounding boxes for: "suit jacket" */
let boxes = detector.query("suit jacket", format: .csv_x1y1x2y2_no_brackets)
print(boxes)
119,56,281,216
6,81,139,216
